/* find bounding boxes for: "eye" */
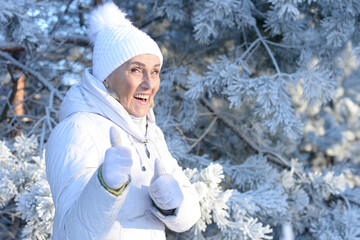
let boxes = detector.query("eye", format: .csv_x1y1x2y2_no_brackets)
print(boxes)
151,69,160,75
131,68,140,73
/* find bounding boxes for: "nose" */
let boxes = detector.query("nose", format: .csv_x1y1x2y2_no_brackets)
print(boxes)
141,72,155,89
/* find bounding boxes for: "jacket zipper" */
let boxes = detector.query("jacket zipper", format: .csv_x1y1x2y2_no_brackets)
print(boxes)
142,123,150,171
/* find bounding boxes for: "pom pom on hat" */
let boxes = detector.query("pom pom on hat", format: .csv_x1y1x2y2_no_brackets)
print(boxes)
88,2,163,81
88,3,132,45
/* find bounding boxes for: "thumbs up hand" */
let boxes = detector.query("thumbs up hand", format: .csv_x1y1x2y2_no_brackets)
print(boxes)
149,158,184,211
102,127,133,189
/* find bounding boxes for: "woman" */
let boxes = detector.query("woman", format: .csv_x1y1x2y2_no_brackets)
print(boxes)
45,2,201,239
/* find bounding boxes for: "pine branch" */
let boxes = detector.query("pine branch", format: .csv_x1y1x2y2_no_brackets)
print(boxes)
27,0,75,66
199,97,305,179
49,0,74,35
176,83,301,176
189,116,218,150
53,35,89,46
29,34,89,66
0,51,64,101
139,16,164,29
239,38,261,60
0,42,25,53
265,40,307,49
253,25,281,74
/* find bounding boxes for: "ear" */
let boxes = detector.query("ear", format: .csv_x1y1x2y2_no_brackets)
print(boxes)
103,78,110,88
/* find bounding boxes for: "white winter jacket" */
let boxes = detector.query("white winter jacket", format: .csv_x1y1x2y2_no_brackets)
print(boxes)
45,68,201,240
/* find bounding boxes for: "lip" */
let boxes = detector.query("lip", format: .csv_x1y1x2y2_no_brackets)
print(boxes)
134,97,148,105
133,93,150,105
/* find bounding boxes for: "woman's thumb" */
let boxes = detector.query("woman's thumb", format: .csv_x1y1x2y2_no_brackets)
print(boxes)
153,158,166,181
110,126,123,147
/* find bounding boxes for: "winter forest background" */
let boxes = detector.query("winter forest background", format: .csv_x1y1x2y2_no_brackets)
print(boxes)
0,0,360,239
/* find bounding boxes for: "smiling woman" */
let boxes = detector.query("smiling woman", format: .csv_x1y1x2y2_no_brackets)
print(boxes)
104,54,161,117
44,2,201,240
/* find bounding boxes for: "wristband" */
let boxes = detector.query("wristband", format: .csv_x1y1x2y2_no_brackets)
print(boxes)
98,164,130,196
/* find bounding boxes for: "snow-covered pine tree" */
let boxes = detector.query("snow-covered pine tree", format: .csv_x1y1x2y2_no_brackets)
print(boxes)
0,0,359,239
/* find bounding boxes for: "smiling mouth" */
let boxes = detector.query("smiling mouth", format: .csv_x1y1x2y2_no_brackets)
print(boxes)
134,94,149,103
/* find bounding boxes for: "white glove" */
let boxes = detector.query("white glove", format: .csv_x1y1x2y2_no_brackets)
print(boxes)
149,158,184,210
102,126,133,189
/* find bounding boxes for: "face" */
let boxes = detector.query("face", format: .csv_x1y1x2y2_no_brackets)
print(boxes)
104,54,161,117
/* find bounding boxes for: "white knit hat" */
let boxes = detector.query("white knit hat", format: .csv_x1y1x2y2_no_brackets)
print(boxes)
88,2,163,82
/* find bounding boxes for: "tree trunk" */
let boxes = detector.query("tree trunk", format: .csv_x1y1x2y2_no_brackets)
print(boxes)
12,73,25,117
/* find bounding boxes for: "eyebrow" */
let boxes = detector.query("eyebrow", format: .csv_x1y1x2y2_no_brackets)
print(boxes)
129,62,160,68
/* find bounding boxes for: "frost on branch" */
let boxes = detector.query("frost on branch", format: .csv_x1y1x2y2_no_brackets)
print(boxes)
17,179,54,240
309,204,360,240
190,0,255,44
1,0,360,239
304,171,346,200
0,0,50,48
182,163,273,240
0,135,54,240
229,155,278,191
157,0,187,22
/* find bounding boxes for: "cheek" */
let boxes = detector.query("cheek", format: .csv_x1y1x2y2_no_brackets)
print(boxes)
153,79,160,94
115,80,135,98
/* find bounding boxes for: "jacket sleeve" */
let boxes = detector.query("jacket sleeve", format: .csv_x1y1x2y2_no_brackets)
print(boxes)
45,116,129,240
150,127,201,232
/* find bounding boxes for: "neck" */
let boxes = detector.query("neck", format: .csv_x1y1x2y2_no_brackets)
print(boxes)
130,115,147,135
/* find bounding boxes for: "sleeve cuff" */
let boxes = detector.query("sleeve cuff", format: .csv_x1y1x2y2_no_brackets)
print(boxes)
152,200,176,216
98,164,130,196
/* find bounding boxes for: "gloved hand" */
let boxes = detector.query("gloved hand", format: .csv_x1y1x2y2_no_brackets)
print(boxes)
149,158,184,211
102,126,133,189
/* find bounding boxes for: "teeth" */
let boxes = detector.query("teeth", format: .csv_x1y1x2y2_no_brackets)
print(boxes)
134,94,149,99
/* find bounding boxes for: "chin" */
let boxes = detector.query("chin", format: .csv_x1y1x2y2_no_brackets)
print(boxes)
131,111,148,118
